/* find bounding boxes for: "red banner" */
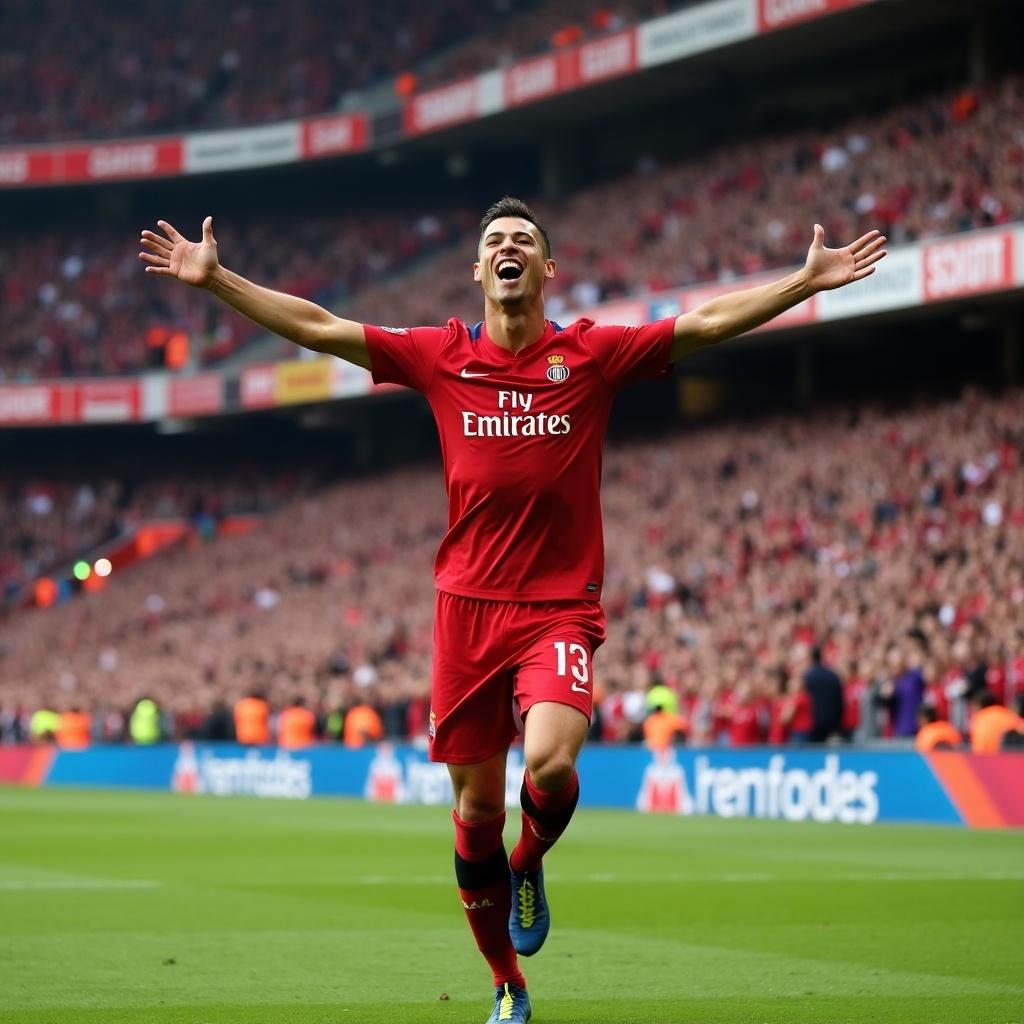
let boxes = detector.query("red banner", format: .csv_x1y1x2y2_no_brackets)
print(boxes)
404,79,479,136
240,364,277,409
74,380,141,422
0,149,54,186
301,113,369,158
577,30,638,84
167,374,224,418
923,232,1015,301
504,53,576,107
0,384,57,424
757,0,871,33
62,139,183,181
0,139,183,186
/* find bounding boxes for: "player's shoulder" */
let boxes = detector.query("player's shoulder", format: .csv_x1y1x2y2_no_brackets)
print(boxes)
371,318,464,338
551,316,602,346
557,316,630,351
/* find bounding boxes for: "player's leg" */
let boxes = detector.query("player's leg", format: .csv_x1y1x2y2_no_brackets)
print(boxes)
506,701,588,956
449,752,532,1022
509,606,604,956
517,700,589,864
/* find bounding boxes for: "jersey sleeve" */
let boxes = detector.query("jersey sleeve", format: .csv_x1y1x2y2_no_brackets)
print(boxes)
363,323,450,393
582,317,676,390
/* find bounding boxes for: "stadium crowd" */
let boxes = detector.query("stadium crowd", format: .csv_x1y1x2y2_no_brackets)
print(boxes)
353,75,1024,327
2,386,1023,752
0,467,320,608
2,74,1021,380
0,209,470,379
0,0,682,144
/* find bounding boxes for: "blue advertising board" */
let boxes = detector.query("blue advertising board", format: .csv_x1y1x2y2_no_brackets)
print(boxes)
35,742,970,826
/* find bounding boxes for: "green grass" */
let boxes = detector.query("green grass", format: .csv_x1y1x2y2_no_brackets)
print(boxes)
0,787,1021,1023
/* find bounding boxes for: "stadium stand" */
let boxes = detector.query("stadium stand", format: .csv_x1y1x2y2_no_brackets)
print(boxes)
2,73,1021,379
2,386,1022,747
0,0,686,143
0,208,472,378
0,468,315,606
350,74,1024,328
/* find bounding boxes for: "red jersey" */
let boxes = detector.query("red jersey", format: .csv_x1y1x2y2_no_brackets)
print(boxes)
728,703,762,746
364,317,675,601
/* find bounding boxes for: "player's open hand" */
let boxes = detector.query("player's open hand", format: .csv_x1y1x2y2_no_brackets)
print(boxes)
139,217,219,288
803,224,887,292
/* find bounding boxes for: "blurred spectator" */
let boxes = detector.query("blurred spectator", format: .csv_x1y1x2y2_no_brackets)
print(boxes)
801,645,844,743
969,691,1024,754
279,696,317,750
29,705,58,742
234,690,271,746
344,700,385,748
55,705,91,748
199,699,235,742
913,706,962,752
129,696,161,744
879,644,925,739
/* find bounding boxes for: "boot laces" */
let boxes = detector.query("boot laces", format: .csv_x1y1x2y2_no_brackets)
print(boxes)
517,879,536,929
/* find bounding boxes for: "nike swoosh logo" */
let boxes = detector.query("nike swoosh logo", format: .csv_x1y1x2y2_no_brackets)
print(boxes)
461,369,490,378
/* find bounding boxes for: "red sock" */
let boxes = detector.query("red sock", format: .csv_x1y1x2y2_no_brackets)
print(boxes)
453,811,525,989
509,770,580,873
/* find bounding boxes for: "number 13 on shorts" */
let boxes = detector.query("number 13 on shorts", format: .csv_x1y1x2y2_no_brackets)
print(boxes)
554,641,590,692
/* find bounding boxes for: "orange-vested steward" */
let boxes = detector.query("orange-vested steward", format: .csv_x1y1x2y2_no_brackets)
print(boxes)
278,706,316,750
343,704,384,748
914,719,962,752
234,696,271,746
971,705,1024,753
643,711,689,751
56,710,91,749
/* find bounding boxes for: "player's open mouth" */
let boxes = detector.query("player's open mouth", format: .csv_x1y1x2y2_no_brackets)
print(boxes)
496,259,524,281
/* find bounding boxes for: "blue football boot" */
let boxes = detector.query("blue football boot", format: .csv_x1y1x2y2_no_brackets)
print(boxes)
509,867,550,956
485,982,532,1023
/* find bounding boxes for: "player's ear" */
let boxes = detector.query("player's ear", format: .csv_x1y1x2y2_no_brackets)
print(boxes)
473,260,482,282
545,258,556,280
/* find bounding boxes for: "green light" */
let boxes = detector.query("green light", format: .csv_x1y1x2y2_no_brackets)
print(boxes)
73,561,91,581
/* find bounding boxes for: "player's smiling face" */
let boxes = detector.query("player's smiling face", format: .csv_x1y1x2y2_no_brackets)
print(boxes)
474,217,555,307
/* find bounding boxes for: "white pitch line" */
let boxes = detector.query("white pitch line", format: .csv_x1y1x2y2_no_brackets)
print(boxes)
343,870,1024,886
0,879,160,891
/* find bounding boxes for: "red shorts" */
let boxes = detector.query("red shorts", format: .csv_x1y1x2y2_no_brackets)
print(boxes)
429,591,606,764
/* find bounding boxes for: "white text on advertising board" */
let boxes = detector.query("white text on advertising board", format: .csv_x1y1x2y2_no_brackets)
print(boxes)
637,753,880,824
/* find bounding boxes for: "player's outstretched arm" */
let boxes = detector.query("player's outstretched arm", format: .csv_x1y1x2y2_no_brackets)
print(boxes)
138,217,370,369
670,225,887,360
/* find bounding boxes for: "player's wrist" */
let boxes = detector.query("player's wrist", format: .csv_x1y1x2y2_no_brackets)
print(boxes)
795,264,818,297
204,263,228,293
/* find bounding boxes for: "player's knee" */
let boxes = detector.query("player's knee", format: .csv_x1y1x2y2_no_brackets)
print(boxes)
526,750,575,793
455,790,505,822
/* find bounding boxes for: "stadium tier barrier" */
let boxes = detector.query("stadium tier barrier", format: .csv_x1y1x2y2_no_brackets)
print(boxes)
1,743,1020,828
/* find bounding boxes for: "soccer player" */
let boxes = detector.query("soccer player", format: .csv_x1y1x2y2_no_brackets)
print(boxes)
139,199,886,1022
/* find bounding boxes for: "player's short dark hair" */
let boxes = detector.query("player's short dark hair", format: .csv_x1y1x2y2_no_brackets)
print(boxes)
479,196,551,258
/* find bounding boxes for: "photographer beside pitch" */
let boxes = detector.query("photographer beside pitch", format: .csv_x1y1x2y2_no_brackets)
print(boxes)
140,198,886,1023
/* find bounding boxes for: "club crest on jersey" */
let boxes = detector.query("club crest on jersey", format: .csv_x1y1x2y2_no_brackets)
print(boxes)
546,354,569,382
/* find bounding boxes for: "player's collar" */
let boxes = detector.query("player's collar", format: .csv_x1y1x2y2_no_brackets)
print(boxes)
469,319,564,356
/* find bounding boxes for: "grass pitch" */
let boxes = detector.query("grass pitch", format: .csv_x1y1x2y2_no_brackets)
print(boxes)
0,786,1021,1024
